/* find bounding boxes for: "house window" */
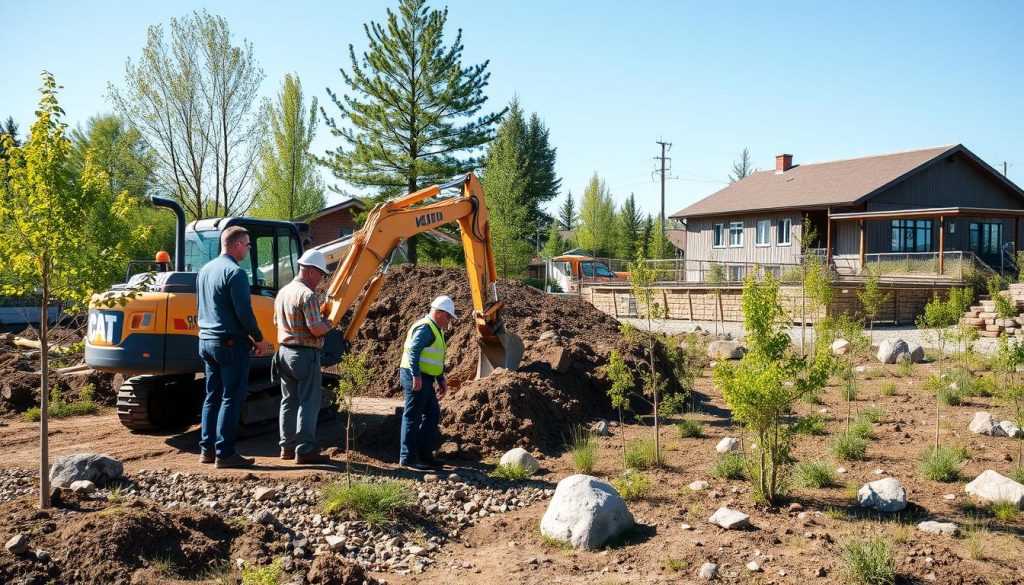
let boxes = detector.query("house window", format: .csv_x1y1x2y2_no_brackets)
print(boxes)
729,221,743,247
891,219,932,252
729,265,746,281
713,223,725,248
777,218,792,245
338,226,354,238
755,220,770,246
969,222,1002,255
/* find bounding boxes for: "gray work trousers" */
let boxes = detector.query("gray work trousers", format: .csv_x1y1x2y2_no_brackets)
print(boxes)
275,346,322,455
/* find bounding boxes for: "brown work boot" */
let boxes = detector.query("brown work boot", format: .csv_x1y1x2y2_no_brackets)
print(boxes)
215,452,255,469
295,451,332,465
281,448,295,460
200,451,215,464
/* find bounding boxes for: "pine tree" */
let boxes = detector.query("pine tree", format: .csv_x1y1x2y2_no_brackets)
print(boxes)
728,147,757,183
648,214,673,259
321,0,503,263
0,116,20,159
576,174,617,257
558,190,577,231
524,112,560,228
252,74,325,220
640,214,654,259
542,219,564,259
615,193,643,260
481,100,533,278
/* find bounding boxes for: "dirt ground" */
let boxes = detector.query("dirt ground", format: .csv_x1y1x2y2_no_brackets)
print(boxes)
3,352,1024,584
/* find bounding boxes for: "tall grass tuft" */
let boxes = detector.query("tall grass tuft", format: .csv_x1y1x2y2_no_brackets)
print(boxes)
710,452,746,480
322,480,416,528
611,471,652,501
676,418,703,438
830,432,868,461
920,445,967,482
840,537,896,585
624,438,661,470
566,426,597,474
796,460,839,488
792,413,827,435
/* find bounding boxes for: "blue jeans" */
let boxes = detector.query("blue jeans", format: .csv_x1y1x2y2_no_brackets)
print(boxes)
199,336,250,458
399,368,440,465
276,346,322,455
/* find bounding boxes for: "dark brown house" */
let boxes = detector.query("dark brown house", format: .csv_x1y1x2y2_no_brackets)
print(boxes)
670,145,1024,281
298,198,366,248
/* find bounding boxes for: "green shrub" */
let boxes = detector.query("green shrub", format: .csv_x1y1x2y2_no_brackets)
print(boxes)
967,375,997,398
858,405,885,424
897,360,913,377
241,559,282,585
566,426,597,474
1010,466,1024,484
22,386,100,422
880,382,897,396
321,480,416,528
991,499,1019,521
849,419,874,440
792,413,827,435
624,438,660,470
675,418,703,438
830,433,868,461
662,558,688,572
920,445,967,482
841,377,859,401
840,538,896,585
937,384,963,406
710,452,746,480
491,463,533,481
796,460,838,488
611,471,652,501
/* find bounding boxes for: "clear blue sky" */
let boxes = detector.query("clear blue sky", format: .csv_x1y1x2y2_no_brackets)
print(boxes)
2,1,1022,220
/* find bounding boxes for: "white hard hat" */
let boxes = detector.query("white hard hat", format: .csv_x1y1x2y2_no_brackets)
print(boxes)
298,249,330,275
430,295,457,319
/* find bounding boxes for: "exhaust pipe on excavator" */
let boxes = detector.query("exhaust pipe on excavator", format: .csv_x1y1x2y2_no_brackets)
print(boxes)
151,196,186,272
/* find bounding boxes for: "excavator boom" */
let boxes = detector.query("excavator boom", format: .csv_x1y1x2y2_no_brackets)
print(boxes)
323,173,523,377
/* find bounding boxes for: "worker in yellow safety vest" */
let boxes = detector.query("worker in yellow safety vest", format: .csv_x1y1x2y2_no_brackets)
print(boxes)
398,296,455,471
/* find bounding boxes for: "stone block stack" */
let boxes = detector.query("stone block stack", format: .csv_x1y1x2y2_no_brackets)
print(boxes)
961,290,1024,338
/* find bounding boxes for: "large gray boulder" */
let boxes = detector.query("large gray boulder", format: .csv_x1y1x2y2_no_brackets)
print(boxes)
969,412,999,435
857,477,907,512
540,474,635,550
499,448,539,475
907,343,926,363
996,420,1023,439
877,339,910,364
964,470,1024,507
707,340,747,360
49,453,123,488
831,339,851,356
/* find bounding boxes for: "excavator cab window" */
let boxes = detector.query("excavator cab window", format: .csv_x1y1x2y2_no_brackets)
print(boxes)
184,230,221,272
244,224,301,297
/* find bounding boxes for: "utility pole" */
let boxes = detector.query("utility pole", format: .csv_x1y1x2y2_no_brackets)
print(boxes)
1002,161,1009,177
654,140,672,239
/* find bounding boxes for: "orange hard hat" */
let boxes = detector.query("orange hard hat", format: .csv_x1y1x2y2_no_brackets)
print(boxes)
155,250,171,263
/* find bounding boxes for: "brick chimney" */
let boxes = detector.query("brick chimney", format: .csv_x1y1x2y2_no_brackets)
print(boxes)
775,153,794,174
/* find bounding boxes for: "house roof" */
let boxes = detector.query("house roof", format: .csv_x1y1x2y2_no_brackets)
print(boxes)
670,144,1023,219
296,197,366,222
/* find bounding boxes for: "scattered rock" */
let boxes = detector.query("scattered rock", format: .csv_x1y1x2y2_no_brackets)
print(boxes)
964,470,1024,506
69,479,96,495
422,474,439,484
877,338,910,364
907,343,925,363
325,535,346,551
499,448,539,475
917,520,959,536
689,480,710,492
787,502,804,513
746,561,762,572
858,477,908,512
969,412,999,435
698,562,718,580
35,549,49,562
836,467,847,474
49,453,123,488
707,340,747,360
253,487,278,502
5,534,28,554
715,437,740,454
539,474,635,550
831,339,850,356
251,509,277,525
996,420,1023,438
593,420,610,437
708,507,750,530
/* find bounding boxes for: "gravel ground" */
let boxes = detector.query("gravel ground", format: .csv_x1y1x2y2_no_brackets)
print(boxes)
0,466,553,576
619,318,1005,354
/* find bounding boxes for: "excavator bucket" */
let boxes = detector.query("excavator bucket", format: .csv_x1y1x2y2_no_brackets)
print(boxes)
476,319,524,379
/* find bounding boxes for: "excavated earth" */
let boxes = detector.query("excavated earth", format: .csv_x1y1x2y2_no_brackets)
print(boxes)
337,265,681,456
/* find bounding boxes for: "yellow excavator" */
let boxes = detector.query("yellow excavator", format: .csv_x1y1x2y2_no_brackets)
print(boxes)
85,173,523,430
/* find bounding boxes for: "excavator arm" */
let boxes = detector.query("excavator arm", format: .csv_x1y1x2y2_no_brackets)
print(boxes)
321,172,523,378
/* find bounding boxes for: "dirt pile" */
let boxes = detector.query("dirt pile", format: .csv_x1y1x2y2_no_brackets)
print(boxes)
340,265,681,456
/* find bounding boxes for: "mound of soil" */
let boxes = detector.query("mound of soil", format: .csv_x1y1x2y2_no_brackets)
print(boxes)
307,554,379,585
338,265,681,456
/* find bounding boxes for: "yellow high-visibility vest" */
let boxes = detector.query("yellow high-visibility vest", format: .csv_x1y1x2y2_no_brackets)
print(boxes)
399,316,446,376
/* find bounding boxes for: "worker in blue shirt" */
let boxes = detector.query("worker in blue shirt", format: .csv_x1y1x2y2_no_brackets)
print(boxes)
399,296,455,471
196,226,272,468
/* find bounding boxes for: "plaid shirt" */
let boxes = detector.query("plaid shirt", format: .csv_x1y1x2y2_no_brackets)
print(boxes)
273,279,329,349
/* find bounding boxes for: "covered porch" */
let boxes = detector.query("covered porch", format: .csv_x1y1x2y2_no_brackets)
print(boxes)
825,207,1024,280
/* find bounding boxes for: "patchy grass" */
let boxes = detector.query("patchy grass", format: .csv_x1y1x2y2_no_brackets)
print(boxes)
849,419,874,440
920,445,967,483
937,385,964,406
796,460,839,488
879,381,897,396
840,537,896,585
624,438,661,470
963,525,988,560
792,413,827,436
897,360,914,377
491,463,534,481
566,426,597,474
662,558,689,572
322,480,416,528
539,531,573,550
675,418,703,438
240,559,282,585
1010,466,1024,484
710,452,746,480
858,405,885,424
990,500,1019,522
611,471,652,501
831,433,868,461
22,386,99,422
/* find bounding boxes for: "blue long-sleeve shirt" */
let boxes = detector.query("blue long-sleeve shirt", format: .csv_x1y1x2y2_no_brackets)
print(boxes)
404,318,445,383
196,254,263,342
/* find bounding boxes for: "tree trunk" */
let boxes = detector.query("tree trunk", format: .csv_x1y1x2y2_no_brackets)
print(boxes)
39,291,50,509
407,176,418,264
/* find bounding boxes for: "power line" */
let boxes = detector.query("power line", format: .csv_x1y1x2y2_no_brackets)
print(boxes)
655,140,672,238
